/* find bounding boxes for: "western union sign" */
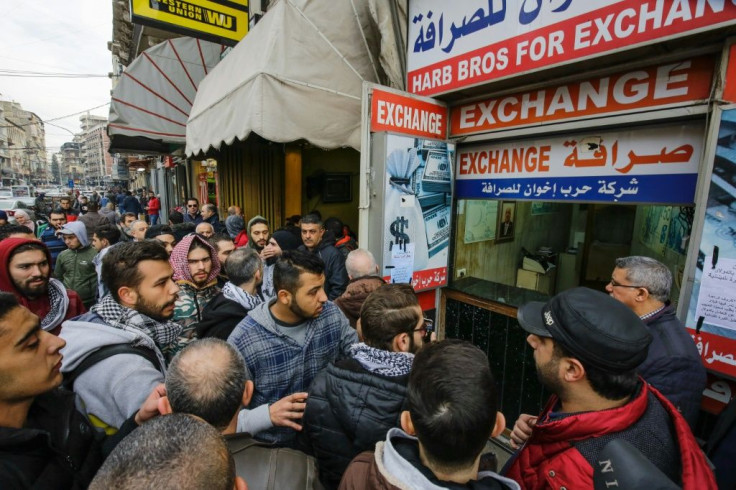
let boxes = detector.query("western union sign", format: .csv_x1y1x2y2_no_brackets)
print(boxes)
131,0,248,46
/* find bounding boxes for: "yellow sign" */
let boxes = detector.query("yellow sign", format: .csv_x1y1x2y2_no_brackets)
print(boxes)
131,0,248,45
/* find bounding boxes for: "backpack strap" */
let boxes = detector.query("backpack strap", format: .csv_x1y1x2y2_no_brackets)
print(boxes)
63,344,163,391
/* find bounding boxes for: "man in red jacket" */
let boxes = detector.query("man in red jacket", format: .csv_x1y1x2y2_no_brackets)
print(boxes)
0,238,85,335
506,287,715,490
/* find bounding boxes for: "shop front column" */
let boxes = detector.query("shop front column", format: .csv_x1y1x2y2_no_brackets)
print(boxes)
285,144,302,217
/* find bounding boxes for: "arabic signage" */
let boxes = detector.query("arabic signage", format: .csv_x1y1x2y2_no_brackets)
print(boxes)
408,0,736,96
371,88,448,139
131,0,248,46
686,108,736,378
450,56,714,136
455,123,703,203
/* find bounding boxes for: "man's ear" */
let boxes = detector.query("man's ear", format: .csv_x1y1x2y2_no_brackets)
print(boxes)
242,380,254,407
400,410,415,435
562,357,586,383
234,475,248,490
392,333,410,353
276,289,291,306
491,411,506,438
635,287,650,303
117,286,137,309
158,396,172,415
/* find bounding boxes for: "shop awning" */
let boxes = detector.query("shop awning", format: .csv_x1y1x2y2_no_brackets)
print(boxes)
108,37,225,154
186,0,407,155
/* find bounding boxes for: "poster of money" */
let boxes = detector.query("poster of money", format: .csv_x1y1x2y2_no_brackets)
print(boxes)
382,134,454,291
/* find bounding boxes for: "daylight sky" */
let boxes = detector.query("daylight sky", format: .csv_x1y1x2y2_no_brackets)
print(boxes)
0,1,113,156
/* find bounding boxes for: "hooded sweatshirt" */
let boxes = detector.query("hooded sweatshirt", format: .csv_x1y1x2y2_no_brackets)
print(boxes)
59,311,167,432
0,238,85,334
54,221,98,306
261,229,302,299
169,234,221,352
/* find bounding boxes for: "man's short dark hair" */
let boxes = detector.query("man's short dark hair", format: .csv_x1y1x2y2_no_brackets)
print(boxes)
49,208,65,218
209,233,233,250
186,197,199,204
145,224,174,240
93,224,121,245
360,284,419,350
0,292,20,324
407,340,499,471
552,341,639,401
301,213,323,227
273,250,325,295
87,201,99,212
225,248,261,285
121,212,137,222
89,413,235,490
0,224,36,240
60,196,71,203
168,210,184,224
323,217,343,238
166,339,247,431
202,203,217,214
101,241,170,302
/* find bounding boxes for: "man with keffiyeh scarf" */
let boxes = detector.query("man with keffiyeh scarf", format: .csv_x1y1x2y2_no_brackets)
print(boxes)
0,238,85,335
169,233,221,354
59,241,180,433
300,283,428,489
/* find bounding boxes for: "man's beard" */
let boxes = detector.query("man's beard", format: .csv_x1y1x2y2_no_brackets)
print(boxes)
288,297,318,320
134,295,175,322
536,356,565,396
15,277,49,299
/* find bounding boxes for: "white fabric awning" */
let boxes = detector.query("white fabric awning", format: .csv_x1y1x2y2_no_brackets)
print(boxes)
186,0,406,155
108,37,225,153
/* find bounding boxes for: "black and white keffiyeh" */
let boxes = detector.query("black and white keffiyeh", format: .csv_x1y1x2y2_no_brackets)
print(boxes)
91,294,182,353
222,281,263,311
350,342,414,377
41,278,70,331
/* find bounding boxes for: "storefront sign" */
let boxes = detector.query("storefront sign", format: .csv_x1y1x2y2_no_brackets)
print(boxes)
131,0,248,46
408,0,736,96
451,56,714,136
686,108,736,378
371,88,448,139
724,43,736,103
456,123,703,203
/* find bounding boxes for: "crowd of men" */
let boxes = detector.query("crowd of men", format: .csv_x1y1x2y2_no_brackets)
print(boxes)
0,192,723,489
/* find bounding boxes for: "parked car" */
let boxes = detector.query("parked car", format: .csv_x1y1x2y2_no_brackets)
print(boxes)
0,198,37,222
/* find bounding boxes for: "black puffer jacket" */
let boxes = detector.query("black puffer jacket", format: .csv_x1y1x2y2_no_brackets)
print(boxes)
299,232,348,300
300,358,408,490
194,292,250,341
638,303,706,429
0,389,104,489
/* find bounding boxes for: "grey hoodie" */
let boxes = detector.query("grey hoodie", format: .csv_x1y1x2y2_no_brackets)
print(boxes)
375,428,521,490
59,314,166,432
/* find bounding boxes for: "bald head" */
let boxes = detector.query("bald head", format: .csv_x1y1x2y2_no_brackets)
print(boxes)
345,248,378,280
166,339,248,431
196,222,215,238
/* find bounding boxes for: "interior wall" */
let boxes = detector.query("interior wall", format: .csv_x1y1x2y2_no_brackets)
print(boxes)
454,200,572,285
301,147,360,232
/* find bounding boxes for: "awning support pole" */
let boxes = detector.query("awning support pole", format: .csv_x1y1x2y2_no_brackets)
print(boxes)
284,144,302,218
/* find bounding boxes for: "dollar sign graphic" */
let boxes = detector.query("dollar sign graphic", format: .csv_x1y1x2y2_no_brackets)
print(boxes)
389,216,410,252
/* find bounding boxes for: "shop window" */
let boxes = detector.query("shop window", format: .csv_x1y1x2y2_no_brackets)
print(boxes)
451,200,694,307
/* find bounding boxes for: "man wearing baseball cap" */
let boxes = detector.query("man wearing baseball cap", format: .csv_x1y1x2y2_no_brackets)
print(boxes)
504,287,715,489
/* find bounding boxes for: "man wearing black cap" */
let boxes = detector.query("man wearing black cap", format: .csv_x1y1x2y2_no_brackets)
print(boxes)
505,287,715,489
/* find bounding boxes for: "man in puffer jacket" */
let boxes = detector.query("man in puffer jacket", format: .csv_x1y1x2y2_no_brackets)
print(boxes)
301,284,427,489
54,221,98,309
298,214,348,300
169,234,221,354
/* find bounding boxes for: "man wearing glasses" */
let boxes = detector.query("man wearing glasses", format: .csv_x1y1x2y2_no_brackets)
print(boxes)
183,198,203,225
300,283,429,489
606,256,705,429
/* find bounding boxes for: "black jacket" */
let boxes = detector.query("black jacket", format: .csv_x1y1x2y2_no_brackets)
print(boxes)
300,358,408,490
299,232,348,300
194,292,250,341
0,389,104,489
639,303,706,429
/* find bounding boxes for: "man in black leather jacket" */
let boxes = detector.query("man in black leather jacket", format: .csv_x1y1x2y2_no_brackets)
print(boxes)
300,284,428,489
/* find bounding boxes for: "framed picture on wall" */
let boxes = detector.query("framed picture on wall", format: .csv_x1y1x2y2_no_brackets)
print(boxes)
496,201,516,243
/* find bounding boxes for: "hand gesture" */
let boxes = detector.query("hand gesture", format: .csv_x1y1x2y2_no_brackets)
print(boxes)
509,413,538,449
269,392,308,431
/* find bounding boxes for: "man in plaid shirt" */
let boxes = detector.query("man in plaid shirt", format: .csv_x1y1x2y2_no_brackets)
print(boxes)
228,250,358,447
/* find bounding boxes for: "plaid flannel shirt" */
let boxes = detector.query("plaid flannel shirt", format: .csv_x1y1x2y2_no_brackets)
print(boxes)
228,300,357,446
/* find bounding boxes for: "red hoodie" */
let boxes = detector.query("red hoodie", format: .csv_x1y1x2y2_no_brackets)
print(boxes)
0,238,85,335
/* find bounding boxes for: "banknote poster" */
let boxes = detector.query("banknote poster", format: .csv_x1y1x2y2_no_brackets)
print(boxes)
382,133,454,291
